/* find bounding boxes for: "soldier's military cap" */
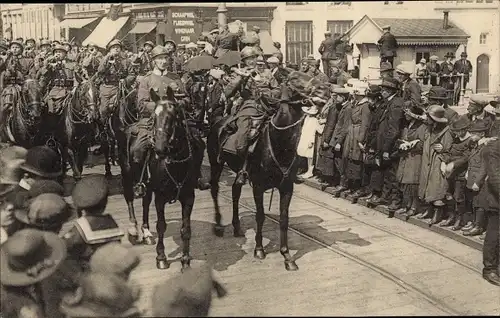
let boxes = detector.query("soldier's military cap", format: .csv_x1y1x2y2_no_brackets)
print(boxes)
62,41,72,48
196,41,206,47
143,41,154,48
53,44,68,53
25,38,36,45
107,39,122,50
240,46,258,59
151,45,169,59
267,56,280,64
177,44,186,49
209,28,219,35
52,40,61,45
9,40,24,49
72,174,109,210
40,39,51,47
256,55,265,64
186,42,197,49
164,39,177,49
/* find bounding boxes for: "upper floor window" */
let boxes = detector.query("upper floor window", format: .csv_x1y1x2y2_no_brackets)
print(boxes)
479,32,487,44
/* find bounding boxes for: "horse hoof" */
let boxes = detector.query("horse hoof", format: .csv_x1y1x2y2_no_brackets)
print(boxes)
127,234,142,245
143,236,156,245
284,260,299,271
213,225,224,237
254,249,266,260
233,226,245,237
156,259,170,270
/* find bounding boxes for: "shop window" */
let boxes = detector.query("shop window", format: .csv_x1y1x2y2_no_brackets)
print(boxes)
480,32,487,44
327,20,353,35
285,21,313,65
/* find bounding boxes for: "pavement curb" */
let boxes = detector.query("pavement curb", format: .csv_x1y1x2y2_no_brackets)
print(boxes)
301,178,484,252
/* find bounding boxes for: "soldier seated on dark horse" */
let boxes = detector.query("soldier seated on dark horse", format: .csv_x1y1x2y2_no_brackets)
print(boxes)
0,78,45,148
56,79,99,181
208,71,324,271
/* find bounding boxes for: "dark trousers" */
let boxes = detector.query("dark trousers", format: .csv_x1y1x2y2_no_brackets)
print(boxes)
369,159,399,202
483,210,499,274
322,59,331,78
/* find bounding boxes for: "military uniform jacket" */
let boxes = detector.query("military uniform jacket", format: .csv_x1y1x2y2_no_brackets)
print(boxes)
96,55,135,87
38,60,79,95
137,70,189,119
3,55,34,82
318,38,339,60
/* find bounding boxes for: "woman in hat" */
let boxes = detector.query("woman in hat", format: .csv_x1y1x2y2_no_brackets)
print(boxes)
427,55,441,86
440,52,456,105
0,229,67,318
416,104,453,225
415,58,428,85
341,82,372,198
395,106,427,216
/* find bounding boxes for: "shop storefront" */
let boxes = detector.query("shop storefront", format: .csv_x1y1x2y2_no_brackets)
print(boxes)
128,7,169,52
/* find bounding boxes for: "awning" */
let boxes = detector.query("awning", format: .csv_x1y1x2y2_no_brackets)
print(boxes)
82,16,130,49
259,31,279,56
129,22,156,34
60,17,99,29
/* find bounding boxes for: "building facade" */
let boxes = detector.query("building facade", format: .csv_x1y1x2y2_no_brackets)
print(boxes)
1,4,65,41
271,0,499,93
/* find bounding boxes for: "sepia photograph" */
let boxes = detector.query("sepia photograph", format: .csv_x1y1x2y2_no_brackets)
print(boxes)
0,1,498,317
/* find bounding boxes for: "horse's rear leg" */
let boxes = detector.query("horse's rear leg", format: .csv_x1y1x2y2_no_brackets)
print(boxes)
253,185,266,260
67,148,82,181
154,195,169,270
279,181,298,271
102,140,113,178
141,188,155,245
231,181,245,237
180,191,195,272
210,163,225,237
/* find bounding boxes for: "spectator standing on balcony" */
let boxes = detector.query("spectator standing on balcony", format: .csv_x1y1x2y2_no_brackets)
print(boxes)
377,25,398,67
415,58,428,85
453,52,473,101
427,55,441,86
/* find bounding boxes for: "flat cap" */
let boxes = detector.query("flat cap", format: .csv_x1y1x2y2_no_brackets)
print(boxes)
469,94,491,107
90,243,140,280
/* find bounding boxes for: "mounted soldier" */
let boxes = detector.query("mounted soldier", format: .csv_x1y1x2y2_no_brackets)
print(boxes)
38,44,82,136
95,39,136,127
23,38,37,59
81,42,103,80
33,39,52,73
164,39,177,72
131,46,191,183
138,41,154,76
222,46,281,185
5,39,35,79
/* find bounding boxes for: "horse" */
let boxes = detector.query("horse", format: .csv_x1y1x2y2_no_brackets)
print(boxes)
56,80,99,181
125,86,199,271
0,79,46,148
101,81,136,178
207,84,310,271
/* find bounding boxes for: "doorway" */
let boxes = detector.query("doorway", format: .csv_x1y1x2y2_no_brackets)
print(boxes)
476,54,489,93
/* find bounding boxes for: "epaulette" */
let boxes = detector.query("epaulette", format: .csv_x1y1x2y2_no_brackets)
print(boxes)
74,214,124,245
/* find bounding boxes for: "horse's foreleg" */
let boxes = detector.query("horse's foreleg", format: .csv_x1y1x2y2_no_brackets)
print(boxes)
141,187,155,245
253,185,266,260
67,147,81,181
279,181,298,271
211,163,225,237
180,191,195,272
155,195,169,270
101,139,113,178
232,181,245,237
123,170,143,244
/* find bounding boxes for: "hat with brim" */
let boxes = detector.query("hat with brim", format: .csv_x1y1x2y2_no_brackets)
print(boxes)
428,86,448,100
20,146,62,178
9,40,24,49
430,55,439,61
151,45,169,59
404,106,426,121
469,94,491,108
449,115,471,131
366,84,382,97
14,193,71,229
396,63,413,75
380,77,400,90
426,104,448,123
445,52,455,58
0,229,66,286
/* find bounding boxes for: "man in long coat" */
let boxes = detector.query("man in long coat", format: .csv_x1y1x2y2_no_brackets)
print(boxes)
377,25,398,67
477,138,500,286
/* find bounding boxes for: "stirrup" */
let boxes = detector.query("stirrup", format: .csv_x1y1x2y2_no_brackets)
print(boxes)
133,183,147,198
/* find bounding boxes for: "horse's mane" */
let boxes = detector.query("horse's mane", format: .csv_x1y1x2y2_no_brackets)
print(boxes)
21,79,42,100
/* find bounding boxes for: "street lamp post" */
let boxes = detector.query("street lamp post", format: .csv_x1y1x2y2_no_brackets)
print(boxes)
217,3,227,28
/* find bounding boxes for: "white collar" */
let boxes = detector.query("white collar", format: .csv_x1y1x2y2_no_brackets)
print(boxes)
19,178,31,191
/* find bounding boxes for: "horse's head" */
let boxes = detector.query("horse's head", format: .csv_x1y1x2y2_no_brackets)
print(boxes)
76,80,98,122
21,79,46,121
150,86,184,158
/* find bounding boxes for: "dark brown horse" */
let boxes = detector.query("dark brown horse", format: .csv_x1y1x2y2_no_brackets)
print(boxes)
207,84,308,271
125,87,199,271
0,80,46,148
56,80,99,181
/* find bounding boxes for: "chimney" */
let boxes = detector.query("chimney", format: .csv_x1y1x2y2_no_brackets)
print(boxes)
443,11,449,29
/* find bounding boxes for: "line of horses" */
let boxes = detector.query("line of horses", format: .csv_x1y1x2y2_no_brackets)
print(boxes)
1,74,315,272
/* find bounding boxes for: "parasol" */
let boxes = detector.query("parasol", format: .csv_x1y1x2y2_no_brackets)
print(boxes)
215,51,241,67
184,55,216,72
